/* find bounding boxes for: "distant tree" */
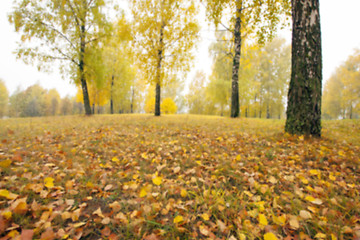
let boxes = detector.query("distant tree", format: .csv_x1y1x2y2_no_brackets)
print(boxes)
9,0,110,115
285,0,322,137
161,98,177,114
131,0,200,116
0,80,9,118
203,0,291,118
323,49,360,119
186,71,208,115
45,89,61,116
60,96,73,116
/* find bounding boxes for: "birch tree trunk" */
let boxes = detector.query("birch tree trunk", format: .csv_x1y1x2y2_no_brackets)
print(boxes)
285,0,322,137
230,3,242,118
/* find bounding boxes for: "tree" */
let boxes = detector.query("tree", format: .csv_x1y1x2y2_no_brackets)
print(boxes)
0,79,9,118
161,98,177,114
131,0,200,116
9,0,110,115
45,89,61,116
203,0,291,118
186,71,208,115
323,49,360,119
285,0,322,137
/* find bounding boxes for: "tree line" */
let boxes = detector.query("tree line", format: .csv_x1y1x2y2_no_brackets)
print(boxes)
7,0,351,136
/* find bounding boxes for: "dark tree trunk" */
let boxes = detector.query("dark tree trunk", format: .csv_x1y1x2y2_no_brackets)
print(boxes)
130,87,134,113
230,2,242,118
155,23,165,117
155,83,161,116
110,75,114,114
285,0,322,137
79,24,92,116
266,103,270,119
92,103,95,114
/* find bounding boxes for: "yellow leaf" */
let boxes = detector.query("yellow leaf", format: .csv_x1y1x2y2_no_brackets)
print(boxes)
139,188,147,198
196,161,202,165
309,169,320,175
314,233,326,239
236,155,241,161
0,189,9,199
93,207,104,218
305,196,323,205
1,211,12,220
331,234,337,240
73,222,86,228
112,157,119,163
152,176,163,186
44,177,54,189
259,214,268,226
180,188,187,198
173,215,183,224
201,213,210,221
264,232,279,240
273,214,286,226
61,211,72,220
0,159,12,168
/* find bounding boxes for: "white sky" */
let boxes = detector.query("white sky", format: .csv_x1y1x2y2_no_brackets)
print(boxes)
0,0,360,98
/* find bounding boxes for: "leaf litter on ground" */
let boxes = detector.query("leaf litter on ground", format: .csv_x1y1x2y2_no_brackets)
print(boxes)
0,115,359,239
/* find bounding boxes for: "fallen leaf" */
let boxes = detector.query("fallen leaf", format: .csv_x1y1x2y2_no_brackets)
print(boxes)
173,215,183,224
299,210,312,219
289,216,299,230
152,176,163,186
259,213,268,226
264,232,279,240
20,229,34,240
44,177,54,189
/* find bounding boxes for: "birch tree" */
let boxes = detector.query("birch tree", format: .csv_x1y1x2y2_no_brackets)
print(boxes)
203,0,290,117
131,0,200,116
285,0,322,136
9,0,110,115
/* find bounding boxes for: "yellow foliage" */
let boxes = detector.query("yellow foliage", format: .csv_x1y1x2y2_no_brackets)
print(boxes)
161,98,177,114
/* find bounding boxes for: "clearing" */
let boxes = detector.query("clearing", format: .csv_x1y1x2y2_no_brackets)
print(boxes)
0,115,359,239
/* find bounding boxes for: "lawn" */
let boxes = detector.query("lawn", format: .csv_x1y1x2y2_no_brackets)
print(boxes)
0,115,359,240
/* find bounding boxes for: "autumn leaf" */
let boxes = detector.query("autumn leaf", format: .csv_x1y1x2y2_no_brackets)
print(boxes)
299,210,312,219
259,214,268,226
173,215,183,224
44,177,54,189
0,160,12,168
0,189,18,200
201,213,210,221
264,232,279,240
152,176,163,186
20,229,34,240
139,188,148,197
289,216,300,229
180,188,187,198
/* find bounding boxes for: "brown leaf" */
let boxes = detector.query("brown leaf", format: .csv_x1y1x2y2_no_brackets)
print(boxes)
40,228,55,240
143,233,160,240
20,229,34,240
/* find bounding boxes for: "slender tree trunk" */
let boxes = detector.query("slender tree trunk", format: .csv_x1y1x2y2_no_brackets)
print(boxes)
285,0,322,137
130,87,134,113
155,23,165,117
155,83,161,116
266,103,270,119
79,23,92,116
230,2,242,118
349,104,353,119
110,75,114,114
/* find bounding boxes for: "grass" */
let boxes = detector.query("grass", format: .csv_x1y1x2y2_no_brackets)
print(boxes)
0,114,359,239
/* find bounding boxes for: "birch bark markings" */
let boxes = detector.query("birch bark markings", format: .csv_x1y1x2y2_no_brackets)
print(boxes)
285,0,322,136
231,3,242,118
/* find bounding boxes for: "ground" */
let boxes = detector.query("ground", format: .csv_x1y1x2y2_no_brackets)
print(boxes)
0,115,359,240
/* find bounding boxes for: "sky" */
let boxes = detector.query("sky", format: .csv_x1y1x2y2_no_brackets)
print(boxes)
0,1,360,98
